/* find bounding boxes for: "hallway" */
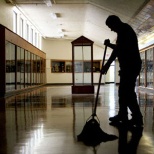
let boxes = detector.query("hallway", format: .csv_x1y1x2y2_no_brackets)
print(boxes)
0,84,154,154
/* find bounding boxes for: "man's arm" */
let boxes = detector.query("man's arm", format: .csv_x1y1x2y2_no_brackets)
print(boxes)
101,49,117,74
108,43,116,49
106,49,117,66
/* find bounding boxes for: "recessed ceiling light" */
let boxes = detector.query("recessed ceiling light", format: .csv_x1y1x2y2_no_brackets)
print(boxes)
44,0,52,7
50,13,57,19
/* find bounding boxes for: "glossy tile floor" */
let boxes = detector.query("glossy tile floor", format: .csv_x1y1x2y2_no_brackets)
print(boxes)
0,84,154,154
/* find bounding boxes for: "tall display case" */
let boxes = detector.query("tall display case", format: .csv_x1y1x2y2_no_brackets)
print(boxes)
71,36,94,94
0,24,46,97
139,45,154,92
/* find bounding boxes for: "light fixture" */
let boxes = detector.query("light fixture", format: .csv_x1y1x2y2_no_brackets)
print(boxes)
50,13,57,19
57,29,64,38
59,33,64,37
58,29,62,33
44,0,52,7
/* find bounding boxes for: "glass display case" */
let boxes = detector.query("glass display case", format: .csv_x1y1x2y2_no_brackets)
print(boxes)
51,60,66,72
51,60,100,73
0,24,46,97
5,42,16,91
71,36,94,94
51,60,72,73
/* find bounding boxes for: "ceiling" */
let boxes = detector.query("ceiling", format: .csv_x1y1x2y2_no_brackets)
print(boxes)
5,0,154,48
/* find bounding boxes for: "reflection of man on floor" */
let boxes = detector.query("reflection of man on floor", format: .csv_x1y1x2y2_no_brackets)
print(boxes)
118,126,143,154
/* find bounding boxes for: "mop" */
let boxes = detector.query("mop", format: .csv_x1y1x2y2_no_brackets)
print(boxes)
77,45,118,146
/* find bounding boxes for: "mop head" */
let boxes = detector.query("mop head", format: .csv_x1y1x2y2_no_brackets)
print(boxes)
77,118,118,146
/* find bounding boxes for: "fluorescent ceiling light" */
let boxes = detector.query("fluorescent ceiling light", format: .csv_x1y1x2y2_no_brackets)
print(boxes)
57,29,64,37
58,29,62,33
59,33,64,37
44,0,52,7
50,13,57,19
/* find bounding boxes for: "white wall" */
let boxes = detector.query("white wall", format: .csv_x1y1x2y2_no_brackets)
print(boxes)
0,1,119,85
41,39,72,84
0,0,14,30
41,38,116,84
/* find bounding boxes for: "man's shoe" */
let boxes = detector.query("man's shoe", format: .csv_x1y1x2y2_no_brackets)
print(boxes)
109,114,128,123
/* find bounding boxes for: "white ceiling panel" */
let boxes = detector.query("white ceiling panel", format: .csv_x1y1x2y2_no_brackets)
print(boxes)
6,0,154,48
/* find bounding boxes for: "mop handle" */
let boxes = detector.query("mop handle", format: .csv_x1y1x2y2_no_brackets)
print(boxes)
93,45,107,117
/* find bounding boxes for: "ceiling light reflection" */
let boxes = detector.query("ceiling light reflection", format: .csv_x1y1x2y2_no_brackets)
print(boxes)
108,91,116,117
19,124,44,154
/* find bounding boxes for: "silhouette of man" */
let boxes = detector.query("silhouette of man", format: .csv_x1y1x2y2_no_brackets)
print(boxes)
102,15,143,127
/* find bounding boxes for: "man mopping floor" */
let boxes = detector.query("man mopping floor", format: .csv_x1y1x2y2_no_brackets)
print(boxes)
101,15,143,127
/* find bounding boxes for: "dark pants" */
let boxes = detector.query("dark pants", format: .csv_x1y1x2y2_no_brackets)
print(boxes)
118,71,142,119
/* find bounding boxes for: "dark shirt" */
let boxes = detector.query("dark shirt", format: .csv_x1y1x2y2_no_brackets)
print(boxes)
116,23,142,74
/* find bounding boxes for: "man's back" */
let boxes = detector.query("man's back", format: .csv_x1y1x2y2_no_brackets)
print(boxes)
116,23,141,74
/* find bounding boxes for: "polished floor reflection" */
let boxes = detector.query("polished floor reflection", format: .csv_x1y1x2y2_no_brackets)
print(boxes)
0,84,154,154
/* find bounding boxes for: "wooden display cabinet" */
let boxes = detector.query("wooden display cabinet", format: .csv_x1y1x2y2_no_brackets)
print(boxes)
71,36,94,94
51,60,72,73
0,24,46,97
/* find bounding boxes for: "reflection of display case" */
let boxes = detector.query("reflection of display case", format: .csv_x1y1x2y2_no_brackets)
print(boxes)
71,36,94,94
51,60,72,72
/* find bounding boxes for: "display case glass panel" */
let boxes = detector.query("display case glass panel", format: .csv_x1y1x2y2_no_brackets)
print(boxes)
20,48,25,88
40,58,43,84
27,51,31,87
33,54,37,85
51,61,65,72
5,41,16,91
42,59,46,84
140,52,146,86
74,46,91,85
37,56,40,85
17,46,21,90
65,61,72,72
146,48,153,88
25,50,31,87
31,53,34,85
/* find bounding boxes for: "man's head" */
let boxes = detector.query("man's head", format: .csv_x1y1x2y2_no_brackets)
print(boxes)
106,15,122,32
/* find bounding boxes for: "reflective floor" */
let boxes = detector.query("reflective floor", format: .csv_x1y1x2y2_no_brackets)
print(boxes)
0,84,154,154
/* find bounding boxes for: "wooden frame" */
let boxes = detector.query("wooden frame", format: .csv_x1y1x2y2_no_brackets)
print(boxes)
71,36,94,94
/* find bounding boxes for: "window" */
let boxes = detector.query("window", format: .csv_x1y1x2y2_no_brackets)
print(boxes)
20,18,24,37
13,6,42,49
13,11,17,33
30,28,33,44
26,23,29,41
34,32,38,46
